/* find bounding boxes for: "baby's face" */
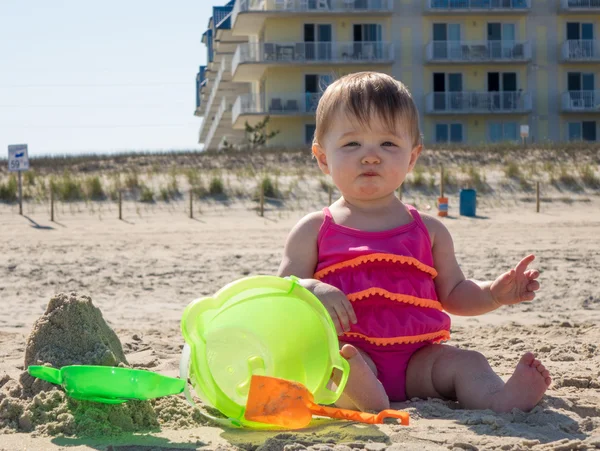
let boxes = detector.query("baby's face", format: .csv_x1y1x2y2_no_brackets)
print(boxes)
313,112,421,203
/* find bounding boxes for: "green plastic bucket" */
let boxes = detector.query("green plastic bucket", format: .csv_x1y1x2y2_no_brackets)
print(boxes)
180,275,349,428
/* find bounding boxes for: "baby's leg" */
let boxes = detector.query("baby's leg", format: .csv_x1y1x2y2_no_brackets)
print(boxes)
405,344,551,413
332,343,390,412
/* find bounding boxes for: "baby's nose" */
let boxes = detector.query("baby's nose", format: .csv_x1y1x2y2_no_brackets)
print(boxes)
362,154,380,164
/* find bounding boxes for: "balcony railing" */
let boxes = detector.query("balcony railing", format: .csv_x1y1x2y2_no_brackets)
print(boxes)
233,0,393,21
205,97,228,149
233,41,393,73
562,91,600,111
426,40,531,62
560,0,600,9
233,92,322,122
562,40,600,61
426,91,532,113
204,57,228,116
426,0,530,11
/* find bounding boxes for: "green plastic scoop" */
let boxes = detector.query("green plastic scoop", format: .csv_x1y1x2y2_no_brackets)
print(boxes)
28,365,185,404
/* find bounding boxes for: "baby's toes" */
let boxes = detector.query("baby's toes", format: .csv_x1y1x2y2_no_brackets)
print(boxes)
535,363,546,374
532,359,542,368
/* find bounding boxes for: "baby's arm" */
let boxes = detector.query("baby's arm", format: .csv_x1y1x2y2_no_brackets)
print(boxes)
277,211,322,280
422,214,540,316
277,212,357,335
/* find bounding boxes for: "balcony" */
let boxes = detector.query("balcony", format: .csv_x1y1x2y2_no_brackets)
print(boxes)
232,41,393,81
195,66,207,116
560,0,600,12
426,40,531,63
233,92,321,126
426,91,532,114
425,0,530,13
561,91,600,112
232,0,393,35
561,40,600,62
205,98,229,149
197,57,229,141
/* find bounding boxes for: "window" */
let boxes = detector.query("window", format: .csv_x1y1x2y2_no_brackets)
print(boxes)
568,121,597,141
487,72,518,110
353,24,382,42
305,74,333,111
487,23,516,59
489,122,518,142
568,122,581,140
567,72,595,108
566,22,595,58
433,72,463,111
450,123,463,142
567,22,594,41
436,123,463,143
435,124,448,143
353,24,383,59
432,23,461,59
305,124,316,145
583,121,597,141
304,24,333,60
206,29,214,63
306,0,331,9
505,123,518,141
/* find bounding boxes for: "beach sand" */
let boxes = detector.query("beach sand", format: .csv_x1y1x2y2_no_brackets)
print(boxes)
0,193,599,450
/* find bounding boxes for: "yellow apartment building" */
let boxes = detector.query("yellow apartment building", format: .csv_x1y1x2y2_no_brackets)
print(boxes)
195,0,600,149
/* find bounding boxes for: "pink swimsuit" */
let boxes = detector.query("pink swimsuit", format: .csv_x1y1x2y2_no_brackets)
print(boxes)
315,205,451,401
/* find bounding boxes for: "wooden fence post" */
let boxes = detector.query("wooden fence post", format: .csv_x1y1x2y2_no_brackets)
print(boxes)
260,183,264,217
50,187,54,222
440,164,444,199
17,172,23,215
189,189,193,219
118,190,122,220
536,181,540,213
437,164,448,217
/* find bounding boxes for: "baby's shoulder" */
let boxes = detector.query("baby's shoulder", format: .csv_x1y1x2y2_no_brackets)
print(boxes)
289,210,326,240
412,209,449,243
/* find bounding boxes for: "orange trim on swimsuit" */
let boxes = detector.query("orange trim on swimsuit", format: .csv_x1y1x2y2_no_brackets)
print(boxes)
347,287,443,311
343,330,450,347
314,253,438,280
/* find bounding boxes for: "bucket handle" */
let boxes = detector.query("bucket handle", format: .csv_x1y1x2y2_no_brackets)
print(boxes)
332,361,350,401
314,358,350,406
179,344,242,428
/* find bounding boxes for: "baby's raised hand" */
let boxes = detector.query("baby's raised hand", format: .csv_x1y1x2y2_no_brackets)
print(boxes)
491,254,540,306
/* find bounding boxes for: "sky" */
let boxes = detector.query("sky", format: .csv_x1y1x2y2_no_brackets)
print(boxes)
0,0,225,156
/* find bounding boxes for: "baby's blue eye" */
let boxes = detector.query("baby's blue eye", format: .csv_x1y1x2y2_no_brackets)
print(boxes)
344,141,360,147
382,141,397,147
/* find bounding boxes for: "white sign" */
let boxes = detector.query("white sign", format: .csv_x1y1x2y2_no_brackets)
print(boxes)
520,125,529,138
8,144,29,172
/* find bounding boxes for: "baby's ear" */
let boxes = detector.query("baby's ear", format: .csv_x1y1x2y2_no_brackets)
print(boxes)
312,144,330,175
408,144,423,172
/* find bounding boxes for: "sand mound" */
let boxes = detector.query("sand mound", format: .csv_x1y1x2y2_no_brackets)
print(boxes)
1,292,207,436
24,292,127,368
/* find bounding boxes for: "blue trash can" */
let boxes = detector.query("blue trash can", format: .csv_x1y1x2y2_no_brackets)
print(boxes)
459,189,476,217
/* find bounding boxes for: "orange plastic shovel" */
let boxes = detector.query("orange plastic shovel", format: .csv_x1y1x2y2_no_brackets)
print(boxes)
244,375,409,429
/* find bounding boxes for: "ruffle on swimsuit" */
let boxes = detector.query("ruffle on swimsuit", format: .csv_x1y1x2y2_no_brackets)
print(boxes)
314,205,451,347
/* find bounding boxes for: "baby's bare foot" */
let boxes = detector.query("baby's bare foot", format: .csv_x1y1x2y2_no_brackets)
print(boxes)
491,352,551,413
338,344,389,412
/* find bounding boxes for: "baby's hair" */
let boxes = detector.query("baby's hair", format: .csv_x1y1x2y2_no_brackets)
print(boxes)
313,72,421,148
